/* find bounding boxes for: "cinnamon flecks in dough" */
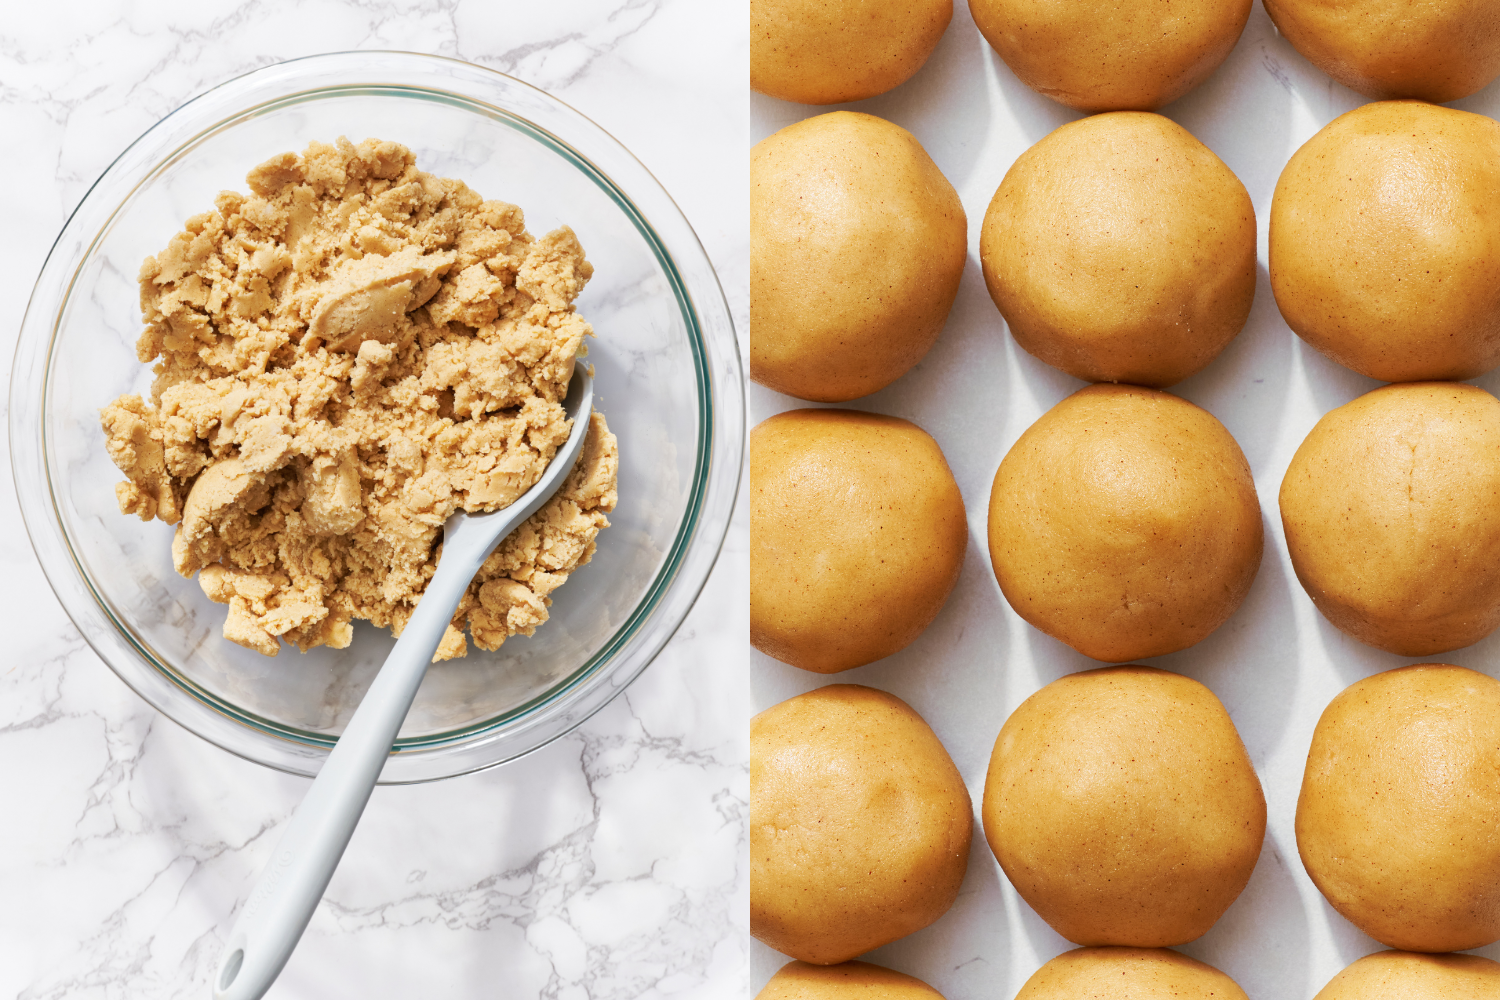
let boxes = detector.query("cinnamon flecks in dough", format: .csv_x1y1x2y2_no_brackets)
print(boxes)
100,138,617,659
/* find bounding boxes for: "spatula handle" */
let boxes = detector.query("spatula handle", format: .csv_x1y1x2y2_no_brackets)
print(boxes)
210,553,475,1000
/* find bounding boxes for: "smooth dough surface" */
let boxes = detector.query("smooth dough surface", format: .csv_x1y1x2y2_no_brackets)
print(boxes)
1297,665,1500,952
1279,382,1500,655
1313,951,1500,1000
969,0,1250,110
983,667,1265,946
756,961,946,999
988,384,1261,662
751,0,952,104
101,138,616,659
751,408,966,672
1015,948,1250,1000
1269,101,1500,382
751,112,966,402
1263,0,1500,102
980,111,1254,387
751,685,972,965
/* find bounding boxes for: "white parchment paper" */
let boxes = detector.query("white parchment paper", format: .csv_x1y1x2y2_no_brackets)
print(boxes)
751,4,1500,997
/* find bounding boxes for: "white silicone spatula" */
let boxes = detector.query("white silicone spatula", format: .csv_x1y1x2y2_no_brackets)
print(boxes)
211,368,594,1000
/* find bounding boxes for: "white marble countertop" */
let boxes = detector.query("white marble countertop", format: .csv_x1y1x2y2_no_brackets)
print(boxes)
752,5,1500,1000
0,4,746,998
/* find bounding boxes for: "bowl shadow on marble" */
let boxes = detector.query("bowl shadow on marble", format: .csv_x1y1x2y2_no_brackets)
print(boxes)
138,707,597,990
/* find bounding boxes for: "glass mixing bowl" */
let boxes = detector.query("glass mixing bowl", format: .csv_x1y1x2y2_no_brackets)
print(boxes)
11,51,743,782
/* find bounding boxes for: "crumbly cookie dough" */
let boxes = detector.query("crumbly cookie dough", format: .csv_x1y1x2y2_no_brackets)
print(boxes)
101,137,617,660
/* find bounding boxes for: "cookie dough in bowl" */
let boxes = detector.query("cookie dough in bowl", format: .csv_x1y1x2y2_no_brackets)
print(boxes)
13,52,742,782
101,138,617,661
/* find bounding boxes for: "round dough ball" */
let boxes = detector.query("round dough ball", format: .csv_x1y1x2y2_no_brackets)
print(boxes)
969,0,1250,111
1016,948,1250,1000
988,384,1262,662
1313,951,1500,1000
752,408,966,672
757,961,946,999
1263,0,1500,103
751,0,952,105
752,685,973,964
1297,664,1500,952
751,112,967,402
1269,101,1500,382
1279,383,1500,655
980,112,1255,387
983,667,1265,946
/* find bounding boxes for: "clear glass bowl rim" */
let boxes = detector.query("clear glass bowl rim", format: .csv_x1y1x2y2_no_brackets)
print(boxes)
10,51,744,783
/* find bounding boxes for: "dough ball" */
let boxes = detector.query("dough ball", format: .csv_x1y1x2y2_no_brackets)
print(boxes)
1313,951,1500,1000
983,667,1265,946
1269,101,1500,382
751,112,967,402
752,408,967,672
969,0,1250,111
1279,383,1500,655
1016,948,1250,1000
988,384,1262,662
757,961,946,999
980,112,1255,387
751,0,952,105
752,685,973,964
1263,0,1500,103
1297,664,1500,952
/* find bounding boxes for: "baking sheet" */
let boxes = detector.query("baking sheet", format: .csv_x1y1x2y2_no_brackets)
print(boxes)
749,4,1500,998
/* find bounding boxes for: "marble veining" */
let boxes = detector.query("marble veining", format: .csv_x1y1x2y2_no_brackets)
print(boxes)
0,3,747,998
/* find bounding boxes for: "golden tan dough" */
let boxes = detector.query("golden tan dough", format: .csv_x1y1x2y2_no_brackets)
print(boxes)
751,408,966,673
987,384,1262,662
1297,664,1500,952
1313,951,1500,1000
983,667,1264,946
980,112,1254,387
969,0,1250,111
751,684,972,965
1279,382,1500,655
1269,101,1500,383
751,0,952,105
750,112,966,402
1263,0,1500,103
1015,948,1250,1000
756,960,947,999
101,138,617,659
